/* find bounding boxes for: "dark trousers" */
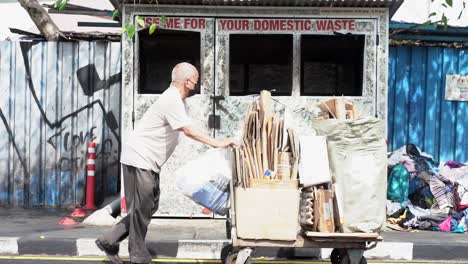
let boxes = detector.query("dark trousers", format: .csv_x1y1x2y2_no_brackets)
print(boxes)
99,164,160,263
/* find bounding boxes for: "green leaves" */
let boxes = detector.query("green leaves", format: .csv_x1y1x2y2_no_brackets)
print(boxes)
424,0,466,31
136,15,146,28
149,23,157,35
120,24,136,39
127,25,136,39
112,9,120,20
459,1,466,19
160,15,168,26
54,0,68,12
119,15,167,39
441,13,448,30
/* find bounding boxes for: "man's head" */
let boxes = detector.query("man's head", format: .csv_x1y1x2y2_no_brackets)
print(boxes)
171,62,199,97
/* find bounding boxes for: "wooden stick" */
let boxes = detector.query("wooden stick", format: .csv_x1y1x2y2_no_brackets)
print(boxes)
320,101,337,119
243,141,255,180
256,139,263,179
334,97,346,120
261,115,268,174
247,140,258,179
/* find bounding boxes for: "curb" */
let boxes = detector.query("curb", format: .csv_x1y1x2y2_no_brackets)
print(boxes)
0,238,467,261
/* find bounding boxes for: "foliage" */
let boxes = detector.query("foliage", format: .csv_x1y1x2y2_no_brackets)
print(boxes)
423,0,466,30
53,0,166,39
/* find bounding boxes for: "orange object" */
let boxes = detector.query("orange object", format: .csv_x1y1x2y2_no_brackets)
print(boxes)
57,217,78,226
202,207,212,215
70,208,87,217
84,142,97,210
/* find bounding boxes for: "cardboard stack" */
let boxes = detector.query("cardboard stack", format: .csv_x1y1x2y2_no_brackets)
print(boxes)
234,90,299,188
300,184,337,233
308,97,361,120
234,90,300,241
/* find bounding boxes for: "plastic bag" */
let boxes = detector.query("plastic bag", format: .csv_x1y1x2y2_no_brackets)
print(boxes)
175,148,234,215
311,117,387,233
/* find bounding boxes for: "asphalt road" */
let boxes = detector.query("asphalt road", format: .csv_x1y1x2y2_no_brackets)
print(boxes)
0,256,459,264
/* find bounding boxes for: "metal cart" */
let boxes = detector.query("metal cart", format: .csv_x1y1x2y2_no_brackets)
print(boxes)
222,183,383,264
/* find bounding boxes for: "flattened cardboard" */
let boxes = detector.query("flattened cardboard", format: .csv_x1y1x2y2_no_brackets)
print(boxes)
235,188,300,241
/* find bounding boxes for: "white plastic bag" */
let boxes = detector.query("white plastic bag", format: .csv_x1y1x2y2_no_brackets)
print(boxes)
312,117,387,233
175,148,234,215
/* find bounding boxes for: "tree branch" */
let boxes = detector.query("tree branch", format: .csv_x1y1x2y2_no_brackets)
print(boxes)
17,0,65,41
108,0,121,11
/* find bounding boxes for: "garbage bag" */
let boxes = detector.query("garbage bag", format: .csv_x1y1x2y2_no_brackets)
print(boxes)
175,148,234,215
311,117,387,233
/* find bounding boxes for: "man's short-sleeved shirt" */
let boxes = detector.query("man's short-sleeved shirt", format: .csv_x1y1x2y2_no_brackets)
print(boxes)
120,86,191,173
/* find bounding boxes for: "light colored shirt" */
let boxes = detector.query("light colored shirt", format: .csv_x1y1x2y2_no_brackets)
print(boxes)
120,86,191,173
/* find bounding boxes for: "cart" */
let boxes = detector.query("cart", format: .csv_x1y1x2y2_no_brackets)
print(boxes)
222,183,383,264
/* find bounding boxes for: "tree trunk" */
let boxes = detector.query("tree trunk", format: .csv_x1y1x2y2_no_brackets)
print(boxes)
17,0,64,41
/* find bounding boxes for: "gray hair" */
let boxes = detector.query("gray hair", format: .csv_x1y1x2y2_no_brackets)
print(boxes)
171,62,198,82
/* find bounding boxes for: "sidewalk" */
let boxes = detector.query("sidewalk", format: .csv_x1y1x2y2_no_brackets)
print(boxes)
0,208,468,262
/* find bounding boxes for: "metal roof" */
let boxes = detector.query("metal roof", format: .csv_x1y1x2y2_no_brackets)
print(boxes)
128,0,405,16
136,0,403,7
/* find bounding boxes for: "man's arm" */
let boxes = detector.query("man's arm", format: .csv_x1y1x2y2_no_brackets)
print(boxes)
179,126,237,148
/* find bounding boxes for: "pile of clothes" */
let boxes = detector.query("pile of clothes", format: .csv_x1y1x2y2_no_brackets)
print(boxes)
386,144,468,233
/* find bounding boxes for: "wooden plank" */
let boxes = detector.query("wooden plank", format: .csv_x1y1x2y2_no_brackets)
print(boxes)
234,236,367,249
255,140,263,178
243,140,256,180
259,91,270,174
304,231,380,239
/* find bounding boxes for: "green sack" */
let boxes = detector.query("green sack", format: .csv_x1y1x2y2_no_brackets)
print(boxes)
387,164,409,203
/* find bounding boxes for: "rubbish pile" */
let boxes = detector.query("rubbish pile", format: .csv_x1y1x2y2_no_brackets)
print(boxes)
386,144,468,233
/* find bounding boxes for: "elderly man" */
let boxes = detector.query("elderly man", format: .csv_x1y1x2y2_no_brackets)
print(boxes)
96,62,237,264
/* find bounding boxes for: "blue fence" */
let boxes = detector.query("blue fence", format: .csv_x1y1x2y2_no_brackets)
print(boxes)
0,41,121,207
388,45,468,163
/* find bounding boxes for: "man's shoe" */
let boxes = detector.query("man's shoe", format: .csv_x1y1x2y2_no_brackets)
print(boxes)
95,239,123,264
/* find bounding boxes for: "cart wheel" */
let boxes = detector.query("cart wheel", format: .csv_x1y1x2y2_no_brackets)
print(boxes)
224,252,252,264
339,253,367,264
225,219,232,239
220,244,233,264
330,249,346,264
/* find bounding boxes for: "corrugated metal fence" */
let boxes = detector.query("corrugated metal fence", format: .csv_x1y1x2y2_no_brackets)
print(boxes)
0,41,121,207
388,45,468,163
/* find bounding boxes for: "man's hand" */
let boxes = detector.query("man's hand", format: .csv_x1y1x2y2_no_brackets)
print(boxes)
216,138,239,148
180,126,238,148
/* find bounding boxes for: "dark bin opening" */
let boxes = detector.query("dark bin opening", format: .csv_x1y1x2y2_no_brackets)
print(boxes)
229,34,293,96
138,29,201,94
301,34,365,96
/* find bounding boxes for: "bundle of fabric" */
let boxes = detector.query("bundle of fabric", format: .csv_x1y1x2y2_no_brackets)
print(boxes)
386,144,468,232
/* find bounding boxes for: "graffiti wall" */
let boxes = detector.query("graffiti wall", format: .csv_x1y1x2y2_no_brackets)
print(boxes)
0,41,121,207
